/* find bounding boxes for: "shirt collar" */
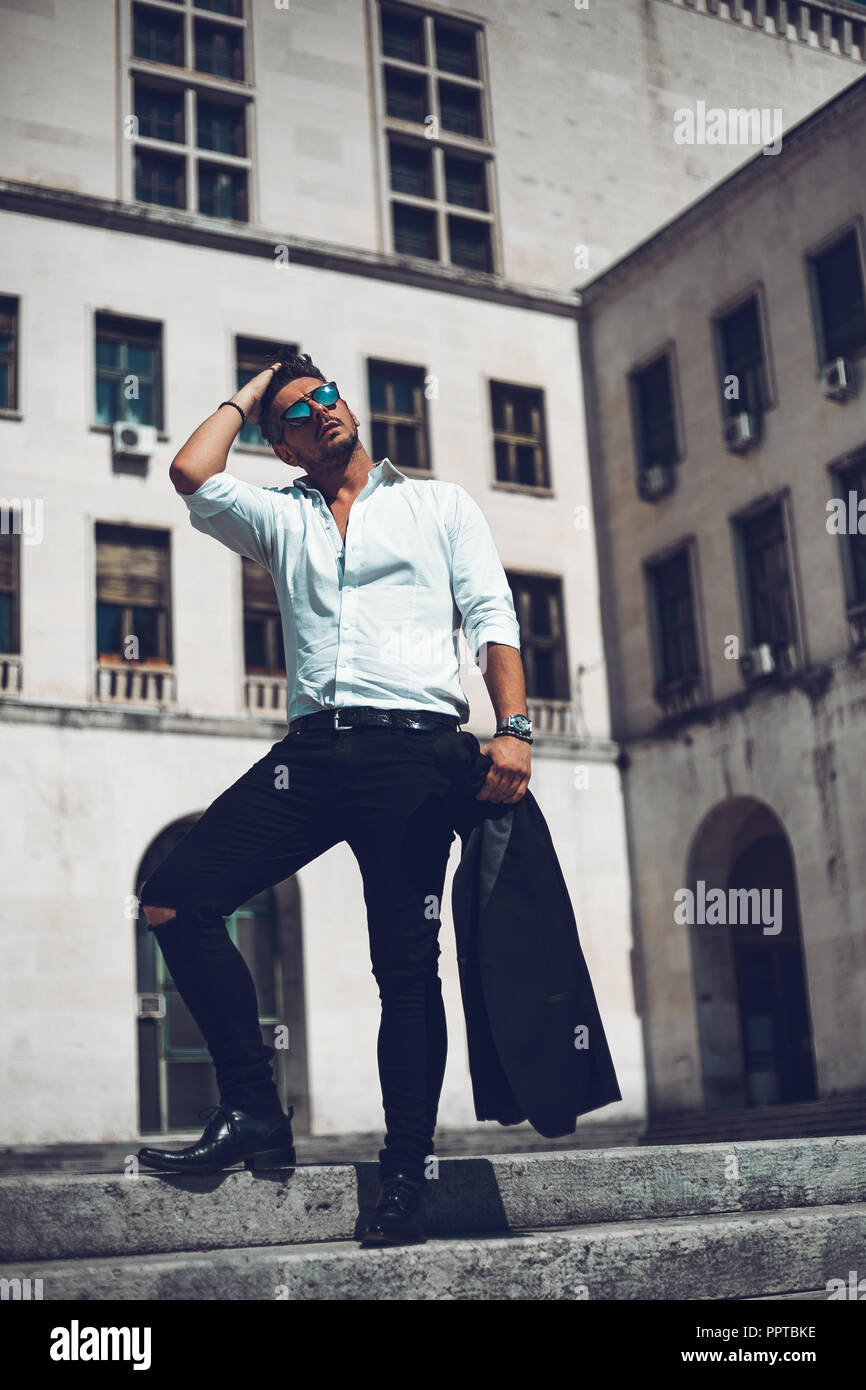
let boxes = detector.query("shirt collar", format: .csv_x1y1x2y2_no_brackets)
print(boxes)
292,457,405,495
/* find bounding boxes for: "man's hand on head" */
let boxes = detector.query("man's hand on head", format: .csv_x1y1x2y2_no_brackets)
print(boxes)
475,735,531,804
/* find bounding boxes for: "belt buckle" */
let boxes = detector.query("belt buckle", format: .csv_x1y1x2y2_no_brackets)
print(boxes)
333,707,354,731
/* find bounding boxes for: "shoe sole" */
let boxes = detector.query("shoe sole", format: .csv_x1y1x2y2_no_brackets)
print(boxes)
359,1229,427,1248
138,1146,296,1175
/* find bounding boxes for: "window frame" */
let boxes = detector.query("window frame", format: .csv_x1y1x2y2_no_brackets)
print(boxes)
487,377,552,494
0,517,21,657
94,521,173,667
710,282,776,426
804,218,866,370
504,569,570,702
827,443,866,650
233,335,296,452
627,340,685,480
368,0,501,274
729,489,805,672
0,293,20,418
643,537,707,711
122,0,255,224
93,311,165,433
367,357,432,475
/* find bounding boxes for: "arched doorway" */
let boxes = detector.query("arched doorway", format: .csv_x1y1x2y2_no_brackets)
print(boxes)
134,816,310,1134
687,797,817,1111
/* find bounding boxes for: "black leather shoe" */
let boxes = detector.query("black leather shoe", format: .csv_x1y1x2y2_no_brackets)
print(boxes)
138,1105,295,1175
359,1171,427,1247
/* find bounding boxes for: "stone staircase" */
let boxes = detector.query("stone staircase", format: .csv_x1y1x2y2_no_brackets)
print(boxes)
1,1136,865,1299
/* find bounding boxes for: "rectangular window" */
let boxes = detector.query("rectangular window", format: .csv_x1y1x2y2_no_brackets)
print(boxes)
630,353,679,472
132,3,184,66
392,202,438,260
368,359,430,472
198,162,247,220
0,296,19,412
737,503,796,659
490,381,550,489
95,524,171,665
194,19,244,81
242,556,285,675
133,81,185,143
197,95,246,156
833,457,866,648
376,2,496,272
134,149,186,208
646,549,700,697
127,0,251,223
234,336,295,447
506,574,569,701
808,230,866,363
0,521,20,655
95,313,163,429
715,295,769,418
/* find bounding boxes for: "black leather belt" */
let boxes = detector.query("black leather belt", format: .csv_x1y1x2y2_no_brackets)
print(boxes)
289,706,461,734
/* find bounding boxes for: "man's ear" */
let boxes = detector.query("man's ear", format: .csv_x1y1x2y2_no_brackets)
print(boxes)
350,411,360,428
273,442,295,467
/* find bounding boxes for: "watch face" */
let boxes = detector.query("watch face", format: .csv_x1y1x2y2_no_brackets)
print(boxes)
505,715,532,733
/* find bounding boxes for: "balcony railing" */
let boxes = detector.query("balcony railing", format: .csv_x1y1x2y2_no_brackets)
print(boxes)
847,600,866,649
95,662,176,707
526,697,579,737
243,683,579,735
245,674,288,714
0,654,22,696
654,674,704,718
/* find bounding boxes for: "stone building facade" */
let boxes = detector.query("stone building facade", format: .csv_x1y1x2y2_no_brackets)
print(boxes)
1,0,865,1143
580,73,866,1117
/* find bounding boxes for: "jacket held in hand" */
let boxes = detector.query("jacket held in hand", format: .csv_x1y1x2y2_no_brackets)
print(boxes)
434,730,622,1137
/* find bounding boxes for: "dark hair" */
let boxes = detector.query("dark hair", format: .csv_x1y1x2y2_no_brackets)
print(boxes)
256,349,327,446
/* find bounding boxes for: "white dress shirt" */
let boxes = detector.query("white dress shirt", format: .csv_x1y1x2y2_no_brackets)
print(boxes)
180,456,521,724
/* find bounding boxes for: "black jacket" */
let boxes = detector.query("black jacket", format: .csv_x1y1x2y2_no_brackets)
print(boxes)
434,730,622,1137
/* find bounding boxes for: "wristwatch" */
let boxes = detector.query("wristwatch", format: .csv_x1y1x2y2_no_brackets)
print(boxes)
494,713,533,743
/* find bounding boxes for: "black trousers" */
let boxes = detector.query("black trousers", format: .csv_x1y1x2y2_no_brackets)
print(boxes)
138,723,475,1183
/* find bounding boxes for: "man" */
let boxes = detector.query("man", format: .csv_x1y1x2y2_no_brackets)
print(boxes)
136,351,533,1247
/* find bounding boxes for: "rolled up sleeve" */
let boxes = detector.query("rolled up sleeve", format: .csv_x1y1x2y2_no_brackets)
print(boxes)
447,485,521,658
179,471,277,569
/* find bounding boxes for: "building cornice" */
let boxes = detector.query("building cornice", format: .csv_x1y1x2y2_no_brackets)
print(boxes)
0,178,580,319
0,697,621,760
578,71,866,311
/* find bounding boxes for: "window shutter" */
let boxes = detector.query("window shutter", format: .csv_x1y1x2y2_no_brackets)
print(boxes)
96,526,169,607
0,531,18,592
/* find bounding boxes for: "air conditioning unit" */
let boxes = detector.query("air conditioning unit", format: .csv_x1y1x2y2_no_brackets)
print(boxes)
739,643,775,683
113,421,157,457
820,357,853,403
723,411,758,454
637,464,675,501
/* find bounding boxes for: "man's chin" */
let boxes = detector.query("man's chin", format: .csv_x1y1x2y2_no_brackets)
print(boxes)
314,433,355,464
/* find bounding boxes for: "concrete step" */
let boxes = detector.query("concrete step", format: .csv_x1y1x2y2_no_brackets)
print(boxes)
3,1203,865,1300
2,1136,865,1264
0,1119,644,1175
